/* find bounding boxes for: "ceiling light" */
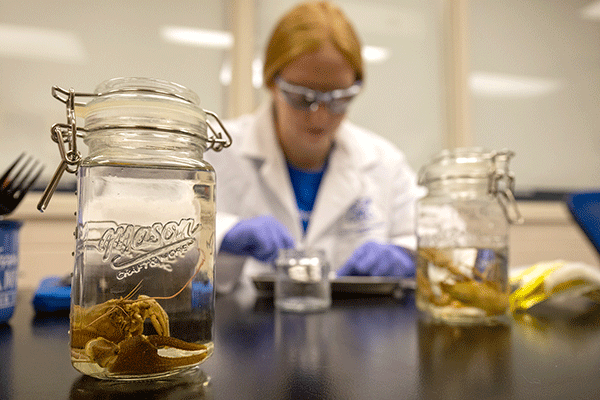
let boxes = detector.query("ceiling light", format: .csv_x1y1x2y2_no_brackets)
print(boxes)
252,58,263,88
0,24,86,63
470,72,561,97
581,1,600,20
161,26,233,49
219,59,232,86
362,46,390,63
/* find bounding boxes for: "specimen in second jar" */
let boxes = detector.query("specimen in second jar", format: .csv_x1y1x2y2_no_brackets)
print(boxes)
416,246,509,320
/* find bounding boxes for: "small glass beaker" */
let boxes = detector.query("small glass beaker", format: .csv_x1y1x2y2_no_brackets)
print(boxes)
275,249,331,313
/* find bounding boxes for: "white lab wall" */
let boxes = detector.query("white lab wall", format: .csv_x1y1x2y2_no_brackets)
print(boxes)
0,0,228,190
469,0,600,192
0,0,599,194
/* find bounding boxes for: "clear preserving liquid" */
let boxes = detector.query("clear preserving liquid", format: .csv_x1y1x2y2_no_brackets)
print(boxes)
275,280,331,313
416,246,509,325
71,164,215,379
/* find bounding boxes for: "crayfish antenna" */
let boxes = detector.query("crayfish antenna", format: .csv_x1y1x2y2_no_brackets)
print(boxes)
124,280,144,300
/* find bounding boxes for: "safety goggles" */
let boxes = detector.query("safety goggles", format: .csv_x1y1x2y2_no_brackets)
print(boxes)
275,77,362,115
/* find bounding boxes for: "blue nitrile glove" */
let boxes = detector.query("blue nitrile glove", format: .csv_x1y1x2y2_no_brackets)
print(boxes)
220,215,296,263
336,242,415,278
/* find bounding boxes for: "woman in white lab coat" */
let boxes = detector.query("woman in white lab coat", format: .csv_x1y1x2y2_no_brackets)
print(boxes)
206,0,423,292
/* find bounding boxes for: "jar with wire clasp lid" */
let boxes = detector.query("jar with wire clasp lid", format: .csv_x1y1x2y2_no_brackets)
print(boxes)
38,77,232,380
415,148,522,325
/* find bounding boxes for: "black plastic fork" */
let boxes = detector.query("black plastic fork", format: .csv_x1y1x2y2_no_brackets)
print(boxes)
0,153,44,216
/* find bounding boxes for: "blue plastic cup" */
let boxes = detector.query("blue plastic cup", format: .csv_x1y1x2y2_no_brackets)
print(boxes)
0,220,22,324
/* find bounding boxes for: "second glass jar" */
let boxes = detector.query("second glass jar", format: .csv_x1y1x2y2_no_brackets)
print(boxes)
415,148,521,325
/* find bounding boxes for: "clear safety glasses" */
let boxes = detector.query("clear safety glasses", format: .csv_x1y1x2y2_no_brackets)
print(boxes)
275,77,362,115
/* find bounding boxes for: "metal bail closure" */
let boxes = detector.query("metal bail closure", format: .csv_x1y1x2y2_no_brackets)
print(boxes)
37,86,89,212
38,82,232,212
492,150,524,224
205,110,232,152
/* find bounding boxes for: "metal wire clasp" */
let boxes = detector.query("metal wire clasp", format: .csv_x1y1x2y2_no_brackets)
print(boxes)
204,110,232,152
37,84,233,212
491,150,524,224
37,87,93,212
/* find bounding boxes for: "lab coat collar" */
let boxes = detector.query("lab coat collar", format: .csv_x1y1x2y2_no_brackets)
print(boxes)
237,100,278,161
238,101,302,237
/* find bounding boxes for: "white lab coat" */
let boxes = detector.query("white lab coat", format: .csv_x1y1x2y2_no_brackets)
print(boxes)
205,100,423,292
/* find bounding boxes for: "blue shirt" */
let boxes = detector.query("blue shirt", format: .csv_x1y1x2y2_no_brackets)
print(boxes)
287,163,326,233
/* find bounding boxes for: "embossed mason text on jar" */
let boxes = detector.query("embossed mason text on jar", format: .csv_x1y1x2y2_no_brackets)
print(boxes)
38,77,231,380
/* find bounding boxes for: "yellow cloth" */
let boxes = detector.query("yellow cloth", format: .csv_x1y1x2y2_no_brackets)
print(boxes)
509,260,600,313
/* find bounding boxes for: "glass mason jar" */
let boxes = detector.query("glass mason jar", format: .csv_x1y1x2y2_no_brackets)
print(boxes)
415,148,522,326
38,77,231,380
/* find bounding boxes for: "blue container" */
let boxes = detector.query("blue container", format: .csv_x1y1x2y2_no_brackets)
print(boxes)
0,220,22,324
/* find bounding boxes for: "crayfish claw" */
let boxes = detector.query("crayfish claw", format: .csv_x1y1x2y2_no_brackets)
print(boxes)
137,295,170,336
87,335,208,375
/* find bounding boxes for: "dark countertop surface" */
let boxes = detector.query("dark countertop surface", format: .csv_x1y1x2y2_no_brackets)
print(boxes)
2,289,600,399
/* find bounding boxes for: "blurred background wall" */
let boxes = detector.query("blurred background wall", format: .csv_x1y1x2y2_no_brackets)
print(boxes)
3,0,600,287
0,0,598,194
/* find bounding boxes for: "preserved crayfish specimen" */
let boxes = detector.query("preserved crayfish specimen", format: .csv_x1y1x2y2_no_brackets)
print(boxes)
71,285,169,348
416,247,509,324
70,252,212,378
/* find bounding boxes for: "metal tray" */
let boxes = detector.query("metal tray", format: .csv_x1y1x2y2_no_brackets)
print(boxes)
252,274,415,297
